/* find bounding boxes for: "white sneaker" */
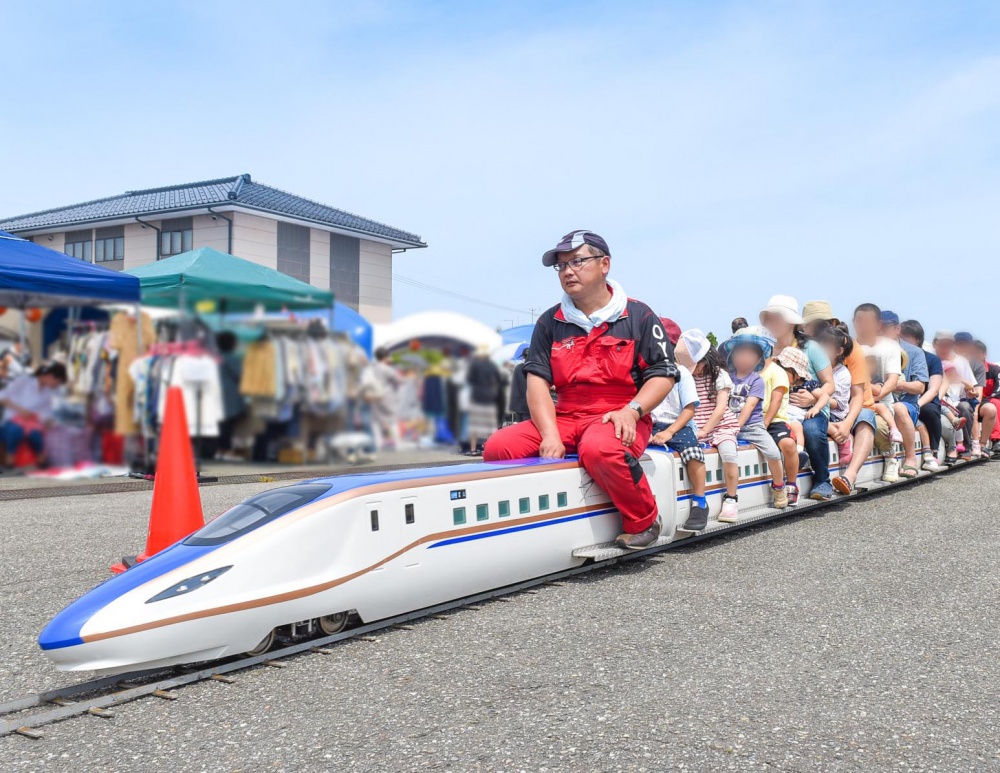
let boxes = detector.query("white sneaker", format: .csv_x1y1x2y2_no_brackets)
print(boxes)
921,455,941,472
882,456,900,483
718,496,739,523
972,440,982,458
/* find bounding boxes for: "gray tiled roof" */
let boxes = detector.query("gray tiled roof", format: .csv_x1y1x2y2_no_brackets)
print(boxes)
0,174,425,247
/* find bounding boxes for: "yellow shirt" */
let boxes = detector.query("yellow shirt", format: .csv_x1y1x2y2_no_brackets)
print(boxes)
761,361,789,424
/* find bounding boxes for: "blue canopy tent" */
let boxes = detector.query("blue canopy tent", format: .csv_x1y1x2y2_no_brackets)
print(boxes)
0,231,140,308
501,324,536,346
0,230,142,353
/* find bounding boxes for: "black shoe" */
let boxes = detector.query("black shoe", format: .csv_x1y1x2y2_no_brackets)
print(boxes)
798,451,810,471
683,504,709,532
943,456,958,467
615,516,662,550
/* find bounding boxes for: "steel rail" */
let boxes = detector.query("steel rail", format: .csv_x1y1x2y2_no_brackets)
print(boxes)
1,458,985,739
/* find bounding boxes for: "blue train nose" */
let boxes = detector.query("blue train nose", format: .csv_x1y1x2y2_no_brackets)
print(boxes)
38,543,219,651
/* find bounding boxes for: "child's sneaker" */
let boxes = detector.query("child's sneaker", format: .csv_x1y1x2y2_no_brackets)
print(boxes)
956,442,966,454
882,456,900,482
786,484,799,506
889,427,904,443
772,483,788,509
718,496,739,523
921,454,941,472
971,440,982,458
837,439,853,467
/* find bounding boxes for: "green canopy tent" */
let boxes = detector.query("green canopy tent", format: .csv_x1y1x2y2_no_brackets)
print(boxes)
126,247,333,313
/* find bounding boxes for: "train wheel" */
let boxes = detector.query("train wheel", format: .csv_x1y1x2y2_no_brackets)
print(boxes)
318,612,349,635
246,629,276,656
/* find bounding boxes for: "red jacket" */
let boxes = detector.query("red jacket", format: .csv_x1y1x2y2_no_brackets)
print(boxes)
525,298,678,417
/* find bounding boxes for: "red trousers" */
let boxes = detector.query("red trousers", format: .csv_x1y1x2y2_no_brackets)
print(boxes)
483,414,657,533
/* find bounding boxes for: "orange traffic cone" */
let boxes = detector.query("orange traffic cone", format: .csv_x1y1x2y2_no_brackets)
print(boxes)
111,387,205,574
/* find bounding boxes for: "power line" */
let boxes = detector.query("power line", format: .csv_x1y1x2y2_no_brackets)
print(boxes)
393,273,534,316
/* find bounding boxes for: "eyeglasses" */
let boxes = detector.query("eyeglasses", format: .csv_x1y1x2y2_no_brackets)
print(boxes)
553,255,602,273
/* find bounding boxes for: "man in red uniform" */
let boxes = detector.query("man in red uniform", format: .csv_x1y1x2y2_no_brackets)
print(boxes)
483,230,678,549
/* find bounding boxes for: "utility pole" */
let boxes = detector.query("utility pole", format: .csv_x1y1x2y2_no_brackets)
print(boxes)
529,307,540,322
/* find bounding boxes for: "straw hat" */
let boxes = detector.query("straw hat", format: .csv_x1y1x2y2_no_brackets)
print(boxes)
802,300,834,325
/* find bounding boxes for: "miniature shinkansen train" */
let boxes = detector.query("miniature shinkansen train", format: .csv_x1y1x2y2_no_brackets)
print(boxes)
39,440,953,674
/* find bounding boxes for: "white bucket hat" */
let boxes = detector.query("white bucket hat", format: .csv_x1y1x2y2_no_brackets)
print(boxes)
679,328,711,365
759,294,804,326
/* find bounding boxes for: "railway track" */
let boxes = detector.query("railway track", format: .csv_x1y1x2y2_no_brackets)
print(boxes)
1,457,985,740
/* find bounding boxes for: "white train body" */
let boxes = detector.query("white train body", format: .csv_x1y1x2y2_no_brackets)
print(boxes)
40,442,900,674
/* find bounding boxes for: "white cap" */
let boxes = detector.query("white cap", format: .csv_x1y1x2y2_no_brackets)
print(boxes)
680,328,711,365
759,294,804,326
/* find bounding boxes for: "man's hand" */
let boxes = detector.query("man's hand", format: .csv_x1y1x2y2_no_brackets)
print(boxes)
828,420,849,444
538,433,566,459
789,390,817,408
602,407,638,446
651,428,674,445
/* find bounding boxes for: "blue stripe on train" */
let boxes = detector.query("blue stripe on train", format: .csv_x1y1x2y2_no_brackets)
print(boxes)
428,507,618,548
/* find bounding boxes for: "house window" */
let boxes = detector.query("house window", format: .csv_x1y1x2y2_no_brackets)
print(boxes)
538,495,549,511
476,504,489,521
95,226,124,263
557,492,568,508
160,217,193,257
277,222,310,283
519,497,530,515
453,507,466,525
498,500,510,517
405,503,415,525
330,233,361,310
370,510,379,532
64,229,92,261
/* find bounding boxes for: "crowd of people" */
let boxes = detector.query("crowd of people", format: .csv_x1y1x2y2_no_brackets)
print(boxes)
482,228,999,551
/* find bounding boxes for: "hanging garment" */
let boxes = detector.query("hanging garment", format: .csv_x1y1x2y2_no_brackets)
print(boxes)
240,339,277,398
108,311,155,436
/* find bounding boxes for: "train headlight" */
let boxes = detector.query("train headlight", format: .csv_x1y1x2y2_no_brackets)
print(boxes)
146,566,232,603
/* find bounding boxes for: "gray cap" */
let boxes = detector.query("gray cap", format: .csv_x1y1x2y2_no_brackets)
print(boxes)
933,329,955,342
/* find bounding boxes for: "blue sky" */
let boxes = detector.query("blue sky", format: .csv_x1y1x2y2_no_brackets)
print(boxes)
2,1,999,344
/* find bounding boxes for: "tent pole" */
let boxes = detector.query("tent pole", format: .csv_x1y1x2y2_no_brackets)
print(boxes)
18,311,26,361
134,302,149,475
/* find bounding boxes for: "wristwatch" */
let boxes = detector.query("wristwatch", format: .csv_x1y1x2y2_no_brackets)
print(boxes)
627,400,644,417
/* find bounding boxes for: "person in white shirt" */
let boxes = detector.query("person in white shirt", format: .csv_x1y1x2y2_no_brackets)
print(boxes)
0,363,67,467
933,330,978,456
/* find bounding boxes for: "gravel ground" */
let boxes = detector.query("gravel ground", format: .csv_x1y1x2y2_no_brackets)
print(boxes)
1,466,999,771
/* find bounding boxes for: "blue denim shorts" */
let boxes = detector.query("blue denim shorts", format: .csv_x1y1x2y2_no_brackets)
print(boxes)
852,407,877,434
898,400,919,427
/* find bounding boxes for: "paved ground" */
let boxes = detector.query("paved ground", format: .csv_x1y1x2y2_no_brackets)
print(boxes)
1,464,999,771
0,448,465,494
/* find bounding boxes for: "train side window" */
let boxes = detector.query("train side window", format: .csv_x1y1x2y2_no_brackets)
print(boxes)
538,494,549,511
519,497,530,514
370,510,379,531
476,504,489,521
744,465,750,477
716,469,723,482
679,467,685,481
557,492,568,508
453,507,466,525
498,500,510,517
405,503,415,525
754,464,760,475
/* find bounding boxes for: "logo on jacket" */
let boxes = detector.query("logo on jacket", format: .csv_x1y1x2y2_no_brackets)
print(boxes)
553,338,576,351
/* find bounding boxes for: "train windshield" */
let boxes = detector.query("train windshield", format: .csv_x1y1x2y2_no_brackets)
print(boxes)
184,483,331,546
